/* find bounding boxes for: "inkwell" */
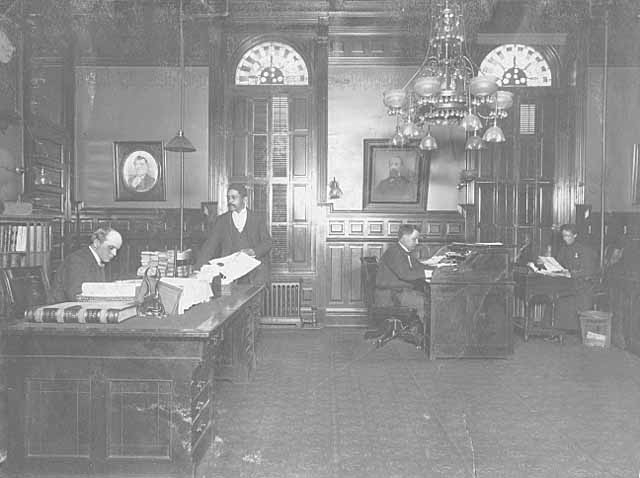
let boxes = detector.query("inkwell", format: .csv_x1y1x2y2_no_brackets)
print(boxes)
136,267,166,318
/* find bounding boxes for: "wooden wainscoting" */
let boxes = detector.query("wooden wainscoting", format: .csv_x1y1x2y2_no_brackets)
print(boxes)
64,207,208,280
324,211,465,325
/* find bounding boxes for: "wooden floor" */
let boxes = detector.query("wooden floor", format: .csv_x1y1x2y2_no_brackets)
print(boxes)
2,327,640,478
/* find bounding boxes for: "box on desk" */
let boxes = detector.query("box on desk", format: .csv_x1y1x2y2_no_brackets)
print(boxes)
579,310,612,348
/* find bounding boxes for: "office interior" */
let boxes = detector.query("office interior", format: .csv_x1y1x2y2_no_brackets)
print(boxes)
0,0,639,477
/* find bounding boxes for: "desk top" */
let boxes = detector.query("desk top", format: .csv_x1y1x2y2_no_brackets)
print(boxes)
6,284,263,339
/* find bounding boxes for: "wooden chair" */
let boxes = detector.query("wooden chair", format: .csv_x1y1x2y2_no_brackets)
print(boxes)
2,266,51,322
361,256,423,348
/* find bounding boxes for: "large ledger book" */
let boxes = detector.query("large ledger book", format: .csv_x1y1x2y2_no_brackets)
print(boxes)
25,301,138,324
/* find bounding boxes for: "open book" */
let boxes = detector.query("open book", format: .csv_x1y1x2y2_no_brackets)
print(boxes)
528,256,570,276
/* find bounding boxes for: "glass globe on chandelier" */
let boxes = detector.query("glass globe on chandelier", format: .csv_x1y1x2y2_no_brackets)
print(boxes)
383,0,514,151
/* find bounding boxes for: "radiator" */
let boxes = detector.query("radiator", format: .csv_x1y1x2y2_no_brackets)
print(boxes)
261,281,302,326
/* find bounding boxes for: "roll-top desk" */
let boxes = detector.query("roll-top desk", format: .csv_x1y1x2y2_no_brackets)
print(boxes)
429,244,514,359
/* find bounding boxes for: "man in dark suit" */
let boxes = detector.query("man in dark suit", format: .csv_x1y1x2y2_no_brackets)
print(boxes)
374,156,417,202
375,224,428,321
51,227,123,302
195,183,272,285
126,155,156,192
557,223,598,318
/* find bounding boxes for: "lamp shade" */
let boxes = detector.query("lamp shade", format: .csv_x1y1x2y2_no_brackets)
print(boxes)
383,89,407,109
166,130,196,152
413,76,442,97
482,125,506,143
465,134,486,151
390,131,406,147
402,122,422,139
469,75,498,97
459,112,482,132
419,132,438,151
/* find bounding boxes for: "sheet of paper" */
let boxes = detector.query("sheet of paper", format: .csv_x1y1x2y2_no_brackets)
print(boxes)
204,252,261,284
422,255,445,267
159,278,212,314
537,256,567,273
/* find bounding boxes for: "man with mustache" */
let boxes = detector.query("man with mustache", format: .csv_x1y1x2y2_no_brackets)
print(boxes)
195,183,272,285
374,156,417,202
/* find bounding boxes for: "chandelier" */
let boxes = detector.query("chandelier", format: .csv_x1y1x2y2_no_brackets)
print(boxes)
383,0,514,151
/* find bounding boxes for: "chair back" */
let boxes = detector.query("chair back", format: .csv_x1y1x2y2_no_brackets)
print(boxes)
3,266,51,320
361,256,379,308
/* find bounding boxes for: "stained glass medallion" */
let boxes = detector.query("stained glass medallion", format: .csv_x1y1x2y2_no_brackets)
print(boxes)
480,44,552,88
235,41,309,86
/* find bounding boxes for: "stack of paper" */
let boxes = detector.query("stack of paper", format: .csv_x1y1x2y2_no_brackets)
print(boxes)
79,280,141,300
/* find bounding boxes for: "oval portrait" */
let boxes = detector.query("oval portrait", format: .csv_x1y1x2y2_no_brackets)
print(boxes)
122,150,159,193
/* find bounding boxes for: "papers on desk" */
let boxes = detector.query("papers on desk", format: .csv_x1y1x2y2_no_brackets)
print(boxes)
195,252,261,285
422,255,445,267
159,278,212,314
527,257,571,277
79,280,141,301
420,255,458,268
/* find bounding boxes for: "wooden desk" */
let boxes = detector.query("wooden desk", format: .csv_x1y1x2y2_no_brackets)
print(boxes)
3,285,263,478
513,271,577,340
428,245,514,359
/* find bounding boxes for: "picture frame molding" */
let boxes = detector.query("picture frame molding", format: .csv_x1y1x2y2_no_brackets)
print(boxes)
362,138,429,212
113,141,166,202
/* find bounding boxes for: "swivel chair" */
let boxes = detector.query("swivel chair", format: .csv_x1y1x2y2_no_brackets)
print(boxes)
361,256,424,348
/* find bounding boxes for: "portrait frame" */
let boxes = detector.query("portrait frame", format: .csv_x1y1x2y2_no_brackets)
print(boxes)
114,141,166,201
363,138,429,212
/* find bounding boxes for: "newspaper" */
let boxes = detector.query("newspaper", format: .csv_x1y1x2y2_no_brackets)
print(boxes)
196,251,261,285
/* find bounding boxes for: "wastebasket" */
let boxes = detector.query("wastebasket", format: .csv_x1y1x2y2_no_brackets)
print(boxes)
579,310,612,348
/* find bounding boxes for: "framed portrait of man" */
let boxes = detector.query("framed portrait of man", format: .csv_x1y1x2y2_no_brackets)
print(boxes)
114,141,166,201
363,139,429,211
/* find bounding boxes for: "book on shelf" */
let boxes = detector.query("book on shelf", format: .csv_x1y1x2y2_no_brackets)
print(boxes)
25,301,138,324
15,225,27,252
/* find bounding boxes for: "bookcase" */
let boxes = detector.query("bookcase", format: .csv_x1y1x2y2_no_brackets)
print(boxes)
0,216,63,279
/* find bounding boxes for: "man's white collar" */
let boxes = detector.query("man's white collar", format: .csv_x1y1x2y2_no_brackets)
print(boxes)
88,245,104,266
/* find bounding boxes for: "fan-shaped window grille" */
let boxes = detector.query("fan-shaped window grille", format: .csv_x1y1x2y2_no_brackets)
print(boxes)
235,41,309,86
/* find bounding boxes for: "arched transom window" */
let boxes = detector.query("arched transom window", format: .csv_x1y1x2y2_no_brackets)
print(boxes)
235,41,309,86
480,44,552,88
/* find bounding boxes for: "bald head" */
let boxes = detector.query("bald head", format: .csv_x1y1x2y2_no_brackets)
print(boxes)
90,228,122,263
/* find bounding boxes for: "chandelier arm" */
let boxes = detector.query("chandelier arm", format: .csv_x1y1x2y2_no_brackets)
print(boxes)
402,54,432,91
401,2,437,91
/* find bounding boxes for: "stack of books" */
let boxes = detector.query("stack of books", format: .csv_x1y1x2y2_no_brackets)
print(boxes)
138,249,191,277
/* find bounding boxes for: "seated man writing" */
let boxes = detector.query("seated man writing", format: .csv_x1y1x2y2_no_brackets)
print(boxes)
375,224,428,323
51,227,123,302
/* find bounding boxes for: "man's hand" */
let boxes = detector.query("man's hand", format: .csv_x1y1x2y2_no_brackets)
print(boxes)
240,248,256,257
